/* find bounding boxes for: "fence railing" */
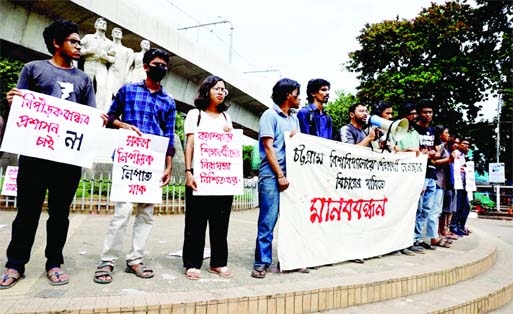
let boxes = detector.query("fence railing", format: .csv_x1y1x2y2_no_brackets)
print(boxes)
0,168,259,214
474,185,513,212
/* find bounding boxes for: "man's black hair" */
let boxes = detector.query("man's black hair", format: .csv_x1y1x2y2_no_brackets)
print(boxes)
143,48,170,65
306,78,330,103
399,103,416,118
271,78,300,105
43,19,79,55
416,99,436,112
348,102,365,114
370,101,392,117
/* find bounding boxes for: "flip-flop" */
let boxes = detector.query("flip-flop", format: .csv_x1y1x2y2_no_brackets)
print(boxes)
250,266,266,279
431,238,451,248
0,271,24,290
208,266,233,278
47,268,70,286
185,268,201,280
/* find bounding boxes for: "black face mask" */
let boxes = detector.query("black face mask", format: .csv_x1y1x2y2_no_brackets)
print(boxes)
147,65,167,82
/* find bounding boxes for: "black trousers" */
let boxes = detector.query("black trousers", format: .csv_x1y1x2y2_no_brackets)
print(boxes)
182,187,233,269
5,156,81,274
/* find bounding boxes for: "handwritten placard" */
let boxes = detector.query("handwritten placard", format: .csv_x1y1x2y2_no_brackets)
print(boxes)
1,166,18,196
109,129,168,204
0,91,103,168
192,129,243,195
277,132,427,271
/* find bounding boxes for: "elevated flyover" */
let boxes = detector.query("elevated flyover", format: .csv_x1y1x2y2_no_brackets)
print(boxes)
0,0,272,139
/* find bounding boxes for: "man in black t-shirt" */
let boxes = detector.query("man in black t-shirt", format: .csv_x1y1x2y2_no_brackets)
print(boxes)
412,99,441,250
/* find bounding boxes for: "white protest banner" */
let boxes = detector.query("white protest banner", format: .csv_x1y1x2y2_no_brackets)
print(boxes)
278,133,427,271
0,91,103,168
1,166,18,196
192,129,243,195
109,129,168,204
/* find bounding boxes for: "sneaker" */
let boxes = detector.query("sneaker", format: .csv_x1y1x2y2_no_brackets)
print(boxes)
415,241,436,250
408,245,426,254
400,248,415,256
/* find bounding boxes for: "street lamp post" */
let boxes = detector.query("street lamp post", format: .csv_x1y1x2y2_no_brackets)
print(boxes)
495,94,502,211
177,20,234,64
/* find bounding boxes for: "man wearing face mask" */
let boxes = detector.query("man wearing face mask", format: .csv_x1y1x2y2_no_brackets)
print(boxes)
93,48,176,284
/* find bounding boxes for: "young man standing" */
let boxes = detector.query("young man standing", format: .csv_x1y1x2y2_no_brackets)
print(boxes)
1,19,97,289
339,103,377,146
93,48,176,284
297,78,332,139
251,78,301,279
413,99,440,250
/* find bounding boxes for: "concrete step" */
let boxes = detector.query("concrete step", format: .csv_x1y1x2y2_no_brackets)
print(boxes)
337,231,513,314
0,211,508,314
489,299,513,313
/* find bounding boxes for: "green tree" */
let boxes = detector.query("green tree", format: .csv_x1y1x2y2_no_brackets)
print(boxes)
325,90,357,132
0,57,24,118
346,0,513,180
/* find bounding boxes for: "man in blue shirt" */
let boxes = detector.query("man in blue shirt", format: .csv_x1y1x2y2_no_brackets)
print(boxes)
297,78,332,139
251,78,301,279
93,48,176,284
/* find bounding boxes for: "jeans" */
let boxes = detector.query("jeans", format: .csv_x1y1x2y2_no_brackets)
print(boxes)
254,176,280,268
414,178,437,242
433,186,444,221
182,187,233,269
451,190,470,230
99,202,154,267
6,156,81,274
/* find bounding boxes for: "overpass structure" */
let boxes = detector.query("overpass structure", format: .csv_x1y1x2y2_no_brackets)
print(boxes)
0,0,273,139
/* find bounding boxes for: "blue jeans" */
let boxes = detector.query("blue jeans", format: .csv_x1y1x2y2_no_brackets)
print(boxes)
451,189,470,230
433,186,444,220
254,176,280,268
414,178,437,242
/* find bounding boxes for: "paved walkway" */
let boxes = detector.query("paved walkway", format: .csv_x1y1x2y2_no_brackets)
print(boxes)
0,209,482,313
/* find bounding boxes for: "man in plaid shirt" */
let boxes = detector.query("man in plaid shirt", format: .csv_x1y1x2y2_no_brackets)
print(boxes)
93,48,176,284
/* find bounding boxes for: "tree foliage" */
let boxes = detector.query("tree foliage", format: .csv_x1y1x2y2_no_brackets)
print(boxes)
324,90,357,132
346,0,513,181
0,57,24,119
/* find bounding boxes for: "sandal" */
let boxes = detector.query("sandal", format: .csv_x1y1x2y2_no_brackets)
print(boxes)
251,266,266,279
47,268,70,286
185,268,201,280
124,263,154,279
431,238,451,248
0,269,24,290
93,265,113,284
208,266,233,278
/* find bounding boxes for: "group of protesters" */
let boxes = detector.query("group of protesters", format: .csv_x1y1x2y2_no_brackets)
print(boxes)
0,18,475,289
250,77,474,278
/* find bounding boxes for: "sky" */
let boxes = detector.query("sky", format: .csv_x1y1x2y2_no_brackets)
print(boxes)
146,0,497,122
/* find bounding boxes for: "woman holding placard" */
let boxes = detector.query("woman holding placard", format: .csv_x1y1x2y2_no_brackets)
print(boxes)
182,75,234,280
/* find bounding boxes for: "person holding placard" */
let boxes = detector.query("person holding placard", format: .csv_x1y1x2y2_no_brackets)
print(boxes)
182,75,235,280
93,48,176,284
251,78,303,279
1,19,96,289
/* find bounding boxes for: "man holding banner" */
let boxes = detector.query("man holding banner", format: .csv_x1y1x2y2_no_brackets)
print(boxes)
251,78,304,279
93,48,176,284
1,19,97,289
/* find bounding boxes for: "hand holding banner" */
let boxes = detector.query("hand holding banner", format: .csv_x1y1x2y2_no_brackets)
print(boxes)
0,90,103,168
